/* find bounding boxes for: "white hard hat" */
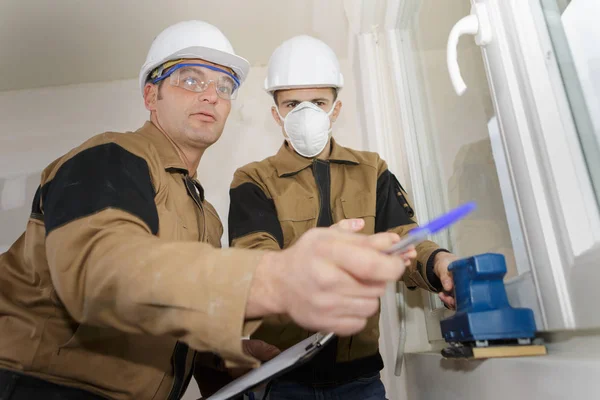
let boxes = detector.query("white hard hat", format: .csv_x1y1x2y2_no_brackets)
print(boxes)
139,20,250,94
264,35,344,93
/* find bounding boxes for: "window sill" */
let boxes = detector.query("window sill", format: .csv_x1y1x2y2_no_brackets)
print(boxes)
404,335,600,400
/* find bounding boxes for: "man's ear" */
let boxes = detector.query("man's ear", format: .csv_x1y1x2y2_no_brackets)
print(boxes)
271,106,283,128
143,83,158,111
331,100,343,123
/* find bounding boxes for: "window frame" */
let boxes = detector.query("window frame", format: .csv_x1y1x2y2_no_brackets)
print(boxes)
490,0,600,330
380,0,600,339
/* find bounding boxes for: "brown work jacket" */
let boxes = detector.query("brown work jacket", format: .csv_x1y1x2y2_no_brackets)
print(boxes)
0,121,263,399
228,138,446,385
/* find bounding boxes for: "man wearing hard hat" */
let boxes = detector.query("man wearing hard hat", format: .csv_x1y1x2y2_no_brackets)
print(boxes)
0,22,415,400
228,35,458,399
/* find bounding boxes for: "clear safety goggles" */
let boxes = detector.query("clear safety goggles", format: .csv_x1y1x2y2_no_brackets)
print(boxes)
151,63,240,100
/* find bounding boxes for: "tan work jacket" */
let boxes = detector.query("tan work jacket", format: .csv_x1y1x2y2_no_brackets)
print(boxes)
0,121,263,399
228,139,446,385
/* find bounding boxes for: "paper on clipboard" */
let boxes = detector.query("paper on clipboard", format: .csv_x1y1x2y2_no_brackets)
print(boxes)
205,332,335,400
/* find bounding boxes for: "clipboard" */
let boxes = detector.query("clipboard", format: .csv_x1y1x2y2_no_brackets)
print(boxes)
204,332,335,400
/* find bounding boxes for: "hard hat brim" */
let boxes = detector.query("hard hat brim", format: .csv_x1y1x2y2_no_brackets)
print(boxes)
140,46,250,94
265,82,344,94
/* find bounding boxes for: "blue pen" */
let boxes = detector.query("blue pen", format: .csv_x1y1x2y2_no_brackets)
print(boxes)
384,202,476,255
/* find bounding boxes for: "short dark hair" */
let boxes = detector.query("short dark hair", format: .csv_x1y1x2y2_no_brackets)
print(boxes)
273,87,338,106
144,71,166,100
156,80,165,100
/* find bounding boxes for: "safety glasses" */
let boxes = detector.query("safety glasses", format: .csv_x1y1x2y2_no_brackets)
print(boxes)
151,63,240,100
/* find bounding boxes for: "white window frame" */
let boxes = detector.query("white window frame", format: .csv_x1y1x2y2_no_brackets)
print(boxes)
508,0,600,329
476,0,600,331
348,0,600,363
383,0,545,343
378,0,600,339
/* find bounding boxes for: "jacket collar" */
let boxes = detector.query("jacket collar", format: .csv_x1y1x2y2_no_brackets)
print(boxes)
272,138,360,178
137,121,190,175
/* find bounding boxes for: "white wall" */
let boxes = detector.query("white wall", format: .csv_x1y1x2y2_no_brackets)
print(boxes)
0,59,362,398
0,79,143,253
0,60,362,248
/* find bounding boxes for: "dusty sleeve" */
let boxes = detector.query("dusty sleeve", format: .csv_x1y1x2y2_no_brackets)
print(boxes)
42,142,263,367
228,169,283,251
375,159,449,292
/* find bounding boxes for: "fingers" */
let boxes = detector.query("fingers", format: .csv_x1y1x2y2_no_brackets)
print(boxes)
278,228,414,337
229,340,282,379
287,295,379,337
363,231,401,251
438,269,454,292
309,294,381,319
330,218,365,232
433,253,458,292
394,247,416,266
398,246,416,258
439,292,456,309
242,339,281,361
310,261,386,297
321,237,405,282
315,228,400,251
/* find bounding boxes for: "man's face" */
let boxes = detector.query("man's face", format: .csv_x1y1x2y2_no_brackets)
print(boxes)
143,59,233,151
273,87,340,120
271,87,342,138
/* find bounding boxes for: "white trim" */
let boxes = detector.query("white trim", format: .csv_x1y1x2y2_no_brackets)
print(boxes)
389,19,452,317
518,0,600,254
387,30,428,216
387,0,592,335
469,0,580,329
570,244,600,328
543,0,600,230
397,0,421,30
391,29,450,247
504,271,544,329
478,0,600,329
487,116,531,276
423,307,453,343
350,21,409,399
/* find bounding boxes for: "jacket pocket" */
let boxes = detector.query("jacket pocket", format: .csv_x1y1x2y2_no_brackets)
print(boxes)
48,325,169,397
277,197,317,248
339,192,376,234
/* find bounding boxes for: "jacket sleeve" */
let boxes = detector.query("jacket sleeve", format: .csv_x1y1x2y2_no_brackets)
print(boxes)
228,169,283,251
375,160,449,292
42,141,263,368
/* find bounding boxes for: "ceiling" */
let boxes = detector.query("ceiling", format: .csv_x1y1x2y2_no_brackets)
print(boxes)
0,0,349,92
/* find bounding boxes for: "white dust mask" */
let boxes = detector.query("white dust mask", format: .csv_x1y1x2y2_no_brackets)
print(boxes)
277,101,337,158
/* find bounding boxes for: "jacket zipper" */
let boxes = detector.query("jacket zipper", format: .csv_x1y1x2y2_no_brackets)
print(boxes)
312,159,333,228
167,176,206,399
310,159,338,383
167,341,189,400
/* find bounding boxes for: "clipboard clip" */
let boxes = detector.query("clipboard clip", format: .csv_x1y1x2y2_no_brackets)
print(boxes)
304,332,335,351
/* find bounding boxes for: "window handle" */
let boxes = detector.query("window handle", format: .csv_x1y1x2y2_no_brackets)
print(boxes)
447,2,493,96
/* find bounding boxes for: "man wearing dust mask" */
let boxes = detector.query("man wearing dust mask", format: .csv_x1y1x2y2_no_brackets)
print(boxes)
227,36,459,399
